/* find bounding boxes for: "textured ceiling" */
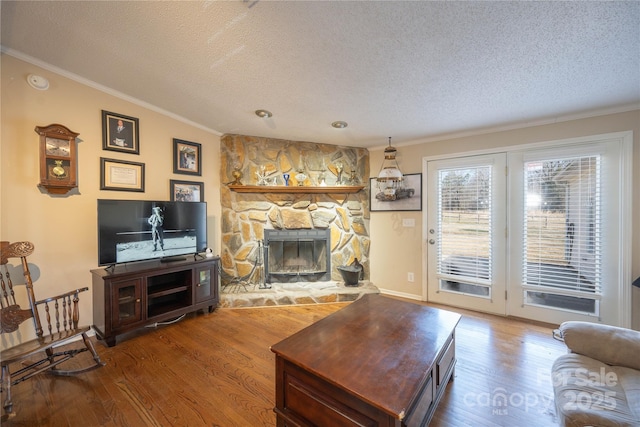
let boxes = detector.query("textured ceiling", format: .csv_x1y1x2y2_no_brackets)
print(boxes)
2,1,639,148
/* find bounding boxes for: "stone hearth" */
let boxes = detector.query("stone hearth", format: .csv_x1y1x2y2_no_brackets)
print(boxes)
220,281,379,308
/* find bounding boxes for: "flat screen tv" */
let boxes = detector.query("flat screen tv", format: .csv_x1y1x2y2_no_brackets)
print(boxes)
97,199,207,266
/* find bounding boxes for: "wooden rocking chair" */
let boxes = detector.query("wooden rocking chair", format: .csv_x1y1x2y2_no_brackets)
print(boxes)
0,241,105,419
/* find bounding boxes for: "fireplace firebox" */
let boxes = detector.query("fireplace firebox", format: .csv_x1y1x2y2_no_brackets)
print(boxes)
264,229,331,283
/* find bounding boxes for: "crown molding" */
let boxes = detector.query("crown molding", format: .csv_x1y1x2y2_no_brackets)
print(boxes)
370,103,640,151
2,47,221,136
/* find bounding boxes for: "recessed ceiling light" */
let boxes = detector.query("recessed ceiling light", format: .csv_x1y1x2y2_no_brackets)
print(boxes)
26,74,49,90
255,109,272,118
331,121,348,129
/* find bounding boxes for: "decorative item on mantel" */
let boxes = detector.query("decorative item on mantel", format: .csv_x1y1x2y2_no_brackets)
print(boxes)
230,153,243,185
318,172,327,187
295,154,307,186
335,161,344,185
317,158,327,186
256,165,269,186
231,166,243,185
295,172,307,186
348,169,360,185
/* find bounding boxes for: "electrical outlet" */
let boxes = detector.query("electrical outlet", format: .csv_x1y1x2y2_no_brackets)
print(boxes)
408,272,415,282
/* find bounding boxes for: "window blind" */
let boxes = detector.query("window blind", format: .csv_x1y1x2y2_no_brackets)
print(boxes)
437,166,492,284
523,156,601,294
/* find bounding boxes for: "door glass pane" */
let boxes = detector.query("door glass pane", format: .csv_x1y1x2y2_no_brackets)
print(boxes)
198,269,212,300
437,166,492,297
200,270,211,286
524,290,598,314
523,156,601,314
117,285,137,321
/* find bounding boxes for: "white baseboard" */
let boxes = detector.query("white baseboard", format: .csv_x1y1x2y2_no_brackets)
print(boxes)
378,288,423,301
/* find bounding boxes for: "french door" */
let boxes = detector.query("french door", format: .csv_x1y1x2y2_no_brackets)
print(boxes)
506,139,629,326
425,133,631,326
426,154,507,315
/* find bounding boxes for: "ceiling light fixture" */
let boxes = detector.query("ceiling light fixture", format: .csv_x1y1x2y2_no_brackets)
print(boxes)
376,137,404,195
255,109,272,118
26,74,50,91
331,121,348,129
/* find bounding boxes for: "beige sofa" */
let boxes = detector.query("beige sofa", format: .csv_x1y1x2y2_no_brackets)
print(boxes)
552,321,640,427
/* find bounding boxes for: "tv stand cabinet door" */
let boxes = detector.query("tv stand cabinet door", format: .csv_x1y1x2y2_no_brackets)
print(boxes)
110,277,143,330
195,259,219,312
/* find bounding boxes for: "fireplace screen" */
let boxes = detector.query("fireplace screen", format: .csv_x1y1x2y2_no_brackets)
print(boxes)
264,229,331,283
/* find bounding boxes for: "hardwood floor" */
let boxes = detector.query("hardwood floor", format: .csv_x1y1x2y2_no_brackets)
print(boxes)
3,298,567,426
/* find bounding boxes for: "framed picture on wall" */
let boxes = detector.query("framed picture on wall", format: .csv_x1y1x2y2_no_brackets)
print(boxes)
173,139,201,176
170,179,204,202
100,157,145,192
102,110,140,154
370,173,422,211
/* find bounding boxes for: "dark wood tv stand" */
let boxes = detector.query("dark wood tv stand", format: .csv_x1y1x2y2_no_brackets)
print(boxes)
91,256,220,347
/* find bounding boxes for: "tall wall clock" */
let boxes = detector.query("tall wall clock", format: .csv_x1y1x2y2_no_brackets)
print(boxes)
35,124,79,194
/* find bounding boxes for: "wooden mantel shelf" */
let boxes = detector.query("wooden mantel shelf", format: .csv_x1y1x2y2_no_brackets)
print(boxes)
228,184,364,194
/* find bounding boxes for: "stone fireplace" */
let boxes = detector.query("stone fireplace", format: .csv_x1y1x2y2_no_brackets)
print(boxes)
264,229,331,283
219,134,371,290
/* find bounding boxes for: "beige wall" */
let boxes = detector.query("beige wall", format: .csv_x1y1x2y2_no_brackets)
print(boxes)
1,54,221,345
370,109,640,328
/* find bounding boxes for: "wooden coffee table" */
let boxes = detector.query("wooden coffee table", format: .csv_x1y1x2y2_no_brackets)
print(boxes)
271,294,461,427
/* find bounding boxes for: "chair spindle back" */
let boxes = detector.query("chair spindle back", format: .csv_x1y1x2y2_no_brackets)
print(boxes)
0,241,42,336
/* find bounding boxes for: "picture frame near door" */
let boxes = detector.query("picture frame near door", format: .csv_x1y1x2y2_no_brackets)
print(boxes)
170,179,204,202
370,173,422,212
173,139,201,176
102,110,140,154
